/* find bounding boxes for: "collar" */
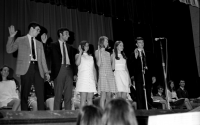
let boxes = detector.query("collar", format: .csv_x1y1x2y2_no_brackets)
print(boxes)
27,34,34,40
59,40,64,44
158,92,162,96
138,48,143,52
180,86,184,90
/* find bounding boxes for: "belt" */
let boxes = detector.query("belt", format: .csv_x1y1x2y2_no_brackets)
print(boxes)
30,61,38,64
62,64,70,67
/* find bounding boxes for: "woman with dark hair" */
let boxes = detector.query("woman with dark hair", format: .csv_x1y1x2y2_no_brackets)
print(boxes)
0,66,20,111
75,40,97,108
102,98,138,125
111,41,131,99
167,80,192,110
76,105,103,125
95,36,117,109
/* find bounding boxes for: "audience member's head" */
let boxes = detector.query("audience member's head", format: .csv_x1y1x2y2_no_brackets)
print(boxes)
179,80,185,88
0,66,13,81
168,80,176,92
76,105,103,125
157,85,164,94
102,98,138,125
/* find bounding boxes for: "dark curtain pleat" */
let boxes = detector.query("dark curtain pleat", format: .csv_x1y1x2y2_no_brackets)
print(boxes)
30,0,159,23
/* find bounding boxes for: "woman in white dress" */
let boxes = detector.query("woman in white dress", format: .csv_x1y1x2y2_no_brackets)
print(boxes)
75,40,97,108
0,66,20,111
111,41,131,99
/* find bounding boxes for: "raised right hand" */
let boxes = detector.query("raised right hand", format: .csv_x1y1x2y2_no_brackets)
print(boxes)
78,45,83,54
8,25,18,37
134,48,139,59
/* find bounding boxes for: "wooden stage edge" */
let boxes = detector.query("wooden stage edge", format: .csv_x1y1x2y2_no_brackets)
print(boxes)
0,109,192,125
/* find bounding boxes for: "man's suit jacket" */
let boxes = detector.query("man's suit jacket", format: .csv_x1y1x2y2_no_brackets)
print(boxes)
50,41,76,80
130,50,155,82
6,36,49,78
176,88,189,98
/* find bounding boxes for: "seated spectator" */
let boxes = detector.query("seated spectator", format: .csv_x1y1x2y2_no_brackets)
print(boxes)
44,80,55,111
152,85,168,109
167,80,192,110
0,66,20,111
72,86,80,110
28,85,37,111
102,98,138,125
76,105,103,125
150,87,163,109
176,80,189,98
177,80,195,109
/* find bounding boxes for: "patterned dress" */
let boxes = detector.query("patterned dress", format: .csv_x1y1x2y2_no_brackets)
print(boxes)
98,51,117,93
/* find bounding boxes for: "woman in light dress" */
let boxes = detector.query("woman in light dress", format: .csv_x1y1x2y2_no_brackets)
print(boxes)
75,40,97,108
0,66,20,111
111,41,131,99
95,36,117,109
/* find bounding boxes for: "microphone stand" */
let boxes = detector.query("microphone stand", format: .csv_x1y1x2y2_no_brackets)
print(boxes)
139,52,148,110
159,39,170,110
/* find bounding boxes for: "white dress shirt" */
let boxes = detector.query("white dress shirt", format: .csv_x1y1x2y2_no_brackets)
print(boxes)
27,34,37,61
59,40,70,65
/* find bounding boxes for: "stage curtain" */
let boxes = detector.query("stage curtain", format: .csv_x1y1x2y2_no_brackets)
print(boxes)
30,0,160,24
0,0,113,76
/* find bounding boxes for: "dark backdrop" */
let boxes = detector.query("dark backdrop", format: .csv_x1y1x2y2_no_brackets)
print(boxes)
0,0,199,97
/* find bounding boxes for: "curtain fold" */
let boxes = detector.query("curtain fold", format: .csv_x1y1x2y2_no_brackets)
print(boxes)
30,0,161,24
0,0,113,73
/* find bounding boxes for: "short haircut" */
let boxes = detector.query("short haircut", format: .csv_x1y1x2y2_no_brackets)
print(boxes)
98,36,108,48
57,28,70,38
28,22,41,31
157,85,164,90
135,37,144,41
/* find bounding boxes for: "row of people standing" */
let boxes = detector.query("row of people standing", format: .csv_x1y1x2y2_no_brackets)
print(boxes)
75,37,132,109
6,23,76,110
6,21,153,110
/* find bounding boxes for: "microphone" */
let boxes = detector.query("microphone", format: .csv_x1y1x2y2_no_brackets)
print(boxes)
155,37,165,41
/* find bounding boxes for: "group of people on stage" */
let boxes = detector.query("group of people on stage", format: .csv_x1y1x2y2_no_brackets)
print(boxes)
1,21,198,112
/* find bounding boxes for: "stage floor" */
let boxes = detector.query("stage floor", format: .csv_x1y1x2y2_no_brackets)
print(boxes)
0,109,191,125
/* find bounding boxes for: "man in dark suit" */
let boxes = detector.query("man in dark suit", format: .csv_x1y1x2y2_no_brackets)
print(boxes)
177,80,189,98
6,23,50,110
50,28,76,110
130,37,156,110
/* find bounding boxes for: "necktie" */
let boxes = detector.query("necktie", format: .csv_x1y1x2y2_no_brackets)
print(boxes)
31,37,36,59
142,51,148,69
63,42,66,64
